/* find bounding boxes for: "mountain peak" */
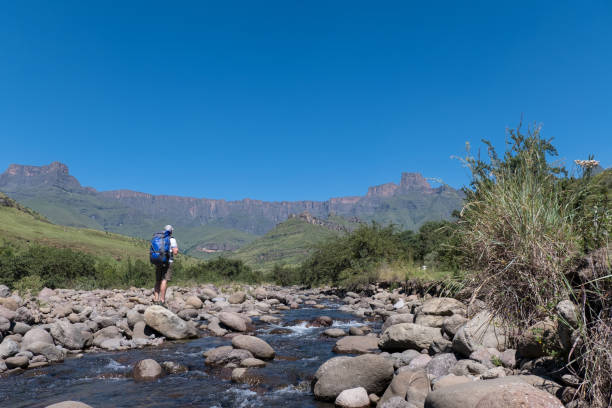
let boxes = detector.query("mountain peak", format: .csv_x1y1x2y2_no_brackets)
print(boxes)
1,161,82,192
400,172,431,191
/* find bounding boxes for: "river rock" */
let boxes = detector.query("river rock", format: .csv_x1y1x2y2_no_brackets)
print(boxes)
432,374,472,390
0,297,18,311
333,336,380,354
419,298,466,317
253,287,267,300
45,402,93,408
93,326,123,347
205,346,253,366
0,316,10,332
133,359,163,381
207,317,228,336
240,357,266,368
452,311,507,357
335,387,370,408
0,305,16,321
5,354,29,368
144,305,197,339
50,321,89,350
312,354,394,401
228,292,246,304
161,361,188,374
425,353,457,378
379,323,445,352
24,341,65,362
186,296,203,309
231,367,248,382
218,312,247,332
0,338,19,359
379,369,430,406
424,376,564,408
414,314,446,328
21,327,54,350
323,328,346,338
441,315,468,338
126,310,145,328
231,335,275,359
450,360,488,376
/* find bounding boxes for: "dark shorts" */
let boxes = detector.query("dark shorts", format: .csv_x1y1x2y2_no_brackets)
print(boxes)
155,262,173,283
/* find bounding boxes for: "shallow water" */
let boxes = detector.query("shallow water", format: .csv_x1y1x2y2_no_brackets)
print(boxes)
1,305,373,408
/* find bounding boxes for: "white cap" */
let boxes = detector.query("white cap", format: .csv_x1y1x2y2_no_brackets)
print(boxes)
164,225,173,233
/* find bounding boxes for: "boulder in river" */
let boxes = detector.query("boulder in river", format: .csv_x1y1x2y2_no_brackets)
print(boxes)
218,312,247,332
133,358,163,381
333,336,380,354
312,354,394,401
231,335,275,360
144,305,198,340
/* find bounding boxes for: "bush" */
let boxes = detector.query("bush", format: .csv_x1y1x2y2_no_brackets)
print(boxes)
458,124,578,325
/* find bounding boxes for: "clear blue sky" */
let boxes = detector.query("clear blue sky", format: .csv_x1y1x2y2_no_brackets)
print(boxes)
1,1,610,201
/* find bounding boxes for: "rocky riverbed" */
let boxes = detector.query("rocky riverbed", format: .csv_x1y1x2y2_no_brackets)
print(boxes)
0,284,578,407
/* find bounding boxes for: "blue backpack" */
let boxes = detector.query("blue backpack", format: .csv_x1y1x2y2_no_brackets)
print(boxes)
149,231,171,265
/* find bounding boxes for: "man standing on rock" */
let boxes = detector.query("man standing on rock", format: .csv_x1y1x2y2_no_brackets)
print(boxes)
153,225,178,306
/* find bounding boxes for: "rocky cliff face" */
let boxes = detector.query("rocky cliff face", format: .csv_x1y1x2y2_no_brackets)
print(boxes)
0,162,464,238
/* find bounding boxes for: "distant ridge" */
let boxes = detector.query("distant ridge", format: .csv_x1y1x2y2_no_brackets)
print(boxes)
0,162,464,257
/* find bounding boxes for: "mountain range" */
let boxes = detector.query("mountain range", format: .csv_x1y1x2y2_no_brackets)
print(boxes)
0,162,464,260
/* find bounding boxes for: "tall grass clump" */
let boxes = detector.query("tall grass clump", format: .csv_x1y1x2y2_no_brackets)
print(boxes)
458,122,611,407
458,124,578,325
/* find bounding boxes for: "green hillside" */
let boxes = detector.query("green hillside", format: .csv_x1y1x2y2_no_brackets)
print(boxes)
0,192,149,261
228,217,342,270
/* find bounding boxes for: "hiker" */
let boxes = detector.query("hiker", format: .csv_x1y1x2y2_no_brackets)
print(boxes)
151,224,178,306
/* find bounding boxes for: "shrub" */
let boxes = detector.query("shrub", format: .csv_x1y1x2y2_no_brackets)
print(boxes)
457,124,578,325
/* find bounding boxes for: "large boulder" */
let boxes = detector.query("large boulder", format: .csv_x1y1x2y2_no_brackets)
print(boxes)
452,311,507,357
379,370,430,407
231,335,275,360
419,298,466,317
204,346,254,366
93,326,123,347
50,321,89,350
133,359,163,381
312,354,394,401
21,327,54,350
424,377,564,408
333,336,380,354
382,314,415,332
425,353,457,379
144,305,197,340
24,341,65,362
379,323,445,352
218,312,247,332
0,338,19,359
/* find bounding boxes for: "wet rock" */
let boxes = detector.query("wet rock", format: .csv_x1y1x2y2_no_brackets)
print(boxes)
161,361,188,374
333,336,379,354
379,323,445,352
240,357,266,368
424,376,564,408
335,386,370,408
218,312,247,332
231,335,275,360
313,316,333,327
313,354,394,401
133,359,163,381
144,305,197,339
323,328,347,338
5,354,29,368
379,369,430,407
452,311,507,357
24,341,65,362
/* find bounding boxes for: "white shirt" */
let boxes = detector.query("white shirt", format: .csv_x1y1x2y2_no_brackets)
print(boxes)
169,237,178,262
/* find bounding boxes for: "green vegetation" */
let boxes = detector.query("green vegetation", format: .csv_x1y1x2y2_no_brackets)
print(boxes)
457,124,610,408
270,220,460,287
228,217,342,270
